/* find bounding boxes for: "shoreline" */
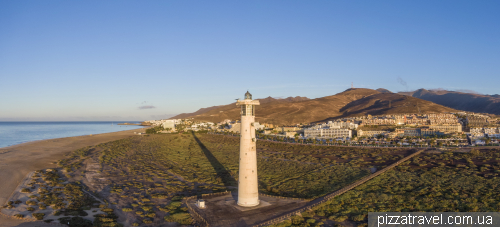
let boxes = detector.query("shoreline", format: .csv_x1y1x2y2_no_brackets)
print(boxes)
0,124,147,150
0,127,146,227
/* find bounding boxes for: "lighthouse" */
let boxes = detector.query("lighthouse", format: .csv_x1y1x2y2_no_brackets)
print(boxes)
236,91,260,207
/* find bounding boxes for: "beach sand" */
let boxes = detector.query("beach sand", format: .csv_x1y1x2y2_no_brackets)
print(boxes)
0,128,146,227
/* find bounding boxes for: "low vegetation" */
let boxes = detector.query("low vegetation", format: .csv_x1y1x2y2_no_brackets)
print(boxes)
57,132,395,224
273,150,500,227
2,168,108,225
53,132,500,226
32,213,45,220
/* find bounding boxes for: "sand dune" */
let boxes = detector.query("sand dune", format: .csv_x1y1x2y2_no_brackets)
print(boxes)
0,128,146,227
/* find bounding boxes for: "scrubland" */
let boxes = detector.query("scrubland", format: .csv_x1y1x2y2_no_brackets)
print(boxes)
10,132,499,226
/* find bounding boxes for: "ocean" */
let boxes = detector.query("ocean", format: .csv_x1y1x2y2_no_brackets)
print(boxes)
0,121,144,148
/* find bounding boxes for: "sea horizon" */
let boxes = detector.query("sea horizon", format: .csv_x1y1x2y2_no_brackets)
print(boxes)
0,121,145,148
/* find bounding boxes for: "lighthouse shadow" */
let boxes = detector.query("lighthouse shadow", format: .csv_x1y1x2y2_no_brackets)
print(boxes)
191,132,237,189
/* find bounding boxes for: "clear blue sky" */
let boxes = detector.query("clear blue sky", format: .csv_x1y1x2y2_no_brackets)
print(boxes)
1,1,499,121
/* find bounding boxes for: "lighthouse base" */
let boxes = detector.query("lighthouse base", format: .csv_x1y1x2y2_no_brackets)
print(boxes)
185,192,307,226
237,200,260,207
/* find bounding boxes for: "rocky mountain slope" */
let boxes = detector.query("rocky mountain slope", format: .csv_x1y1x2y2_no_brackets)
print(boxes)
399,89,500,115
171,88,457,125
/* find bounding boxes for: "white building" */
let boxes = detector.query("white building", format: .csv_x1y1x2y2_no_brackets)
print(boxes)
196,199,205,208
304,127,352,138
253,122,265,130
357,130,389,137
487,134,500,138
228,123,241,133
327,121,358,129
162,120,176,129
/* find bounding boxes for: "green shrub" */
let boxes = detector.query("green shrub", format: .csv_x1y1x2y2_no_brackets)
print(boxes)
14,214,24,218
164,201,182,212
33,213,45,220
164,212,193,225
171,196,183,201
351,214,366,222
26,200,37,206
122,208,133,212
274,220,292,227
101,208,113,213
152,194,168,199
333,215,348,222
291,215,304,225
26,207,35,211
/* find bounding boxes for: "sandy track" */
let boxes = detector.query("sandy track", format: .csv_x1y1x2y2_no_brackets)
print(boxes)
0,128,146,227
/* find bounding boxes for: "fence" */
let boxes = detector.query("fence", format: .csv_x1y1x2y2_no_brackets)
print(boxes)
252,149,425,227
258,193,311,202
200,191,231,199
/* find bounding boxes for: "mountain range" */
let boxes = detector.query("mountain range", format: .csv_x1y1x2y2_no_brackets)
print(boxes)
170,88,458,125
397,89,500,115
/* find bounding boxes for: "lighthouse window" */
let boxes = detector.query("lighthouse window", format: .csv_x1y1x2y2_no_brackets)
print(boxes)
241,105,246,116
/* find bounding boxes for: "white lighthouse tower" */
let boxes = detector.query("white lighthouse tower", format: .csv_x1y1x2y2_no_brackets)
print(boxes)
236,91,260,207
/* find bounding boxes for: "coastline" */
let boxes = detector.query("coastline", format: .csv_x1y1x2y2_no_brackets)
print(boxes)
0,127,146,227
0,122,146,149
0,125,144,150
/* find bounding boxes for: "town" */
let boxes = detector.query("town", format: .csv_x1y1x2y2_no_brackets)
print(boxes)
145,112,500,148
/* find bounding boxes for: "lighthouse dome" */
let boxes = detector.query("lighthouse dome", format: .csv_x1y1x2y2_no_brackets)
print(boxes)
244,91,252,100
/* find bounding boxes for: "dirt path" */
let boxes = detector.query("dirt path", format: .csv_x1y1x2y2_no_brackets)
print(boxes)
0,128,146,227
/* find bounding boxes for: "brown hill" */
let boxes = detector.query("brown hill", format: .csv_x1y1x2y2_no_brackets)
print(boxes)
173,88,457,125
376,88,392,93
171,105,226,120
170,96,310,120
327,93,455,121
399,89,500,115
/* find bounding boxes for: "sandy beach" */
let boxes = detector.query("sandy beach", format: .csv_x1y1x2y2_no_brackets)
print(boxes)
0,128,146,227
